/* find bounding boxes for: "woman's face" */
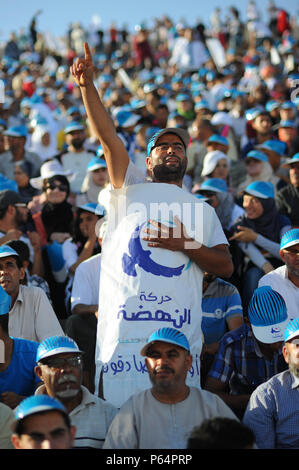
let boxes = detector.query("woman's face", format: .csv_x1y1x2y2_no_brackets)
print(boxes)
14,165,29,188
245,158,263,177
91,168,108,187
211,158,229,180
243,194,264,219
45,179,68,204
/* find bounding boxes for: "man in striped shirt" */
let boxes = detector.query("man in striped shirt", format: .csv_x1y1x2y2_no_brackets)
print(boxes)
243,318,299,448
205,286,289,419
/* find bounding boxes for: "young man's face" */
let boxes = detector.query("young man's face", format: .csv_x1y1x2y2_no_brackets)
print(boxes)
146,133,187,184
12,411,76,449
0,256,24,297
145,341,192,394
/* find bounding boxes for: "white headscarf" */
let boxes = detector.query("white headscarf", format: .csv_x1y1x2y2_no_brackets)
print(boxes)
29,125,58,161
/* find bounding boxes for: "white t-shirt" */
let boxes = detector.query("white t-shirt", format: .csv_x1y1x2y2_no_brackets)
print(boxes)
95,161,229,406
258,265,299,321
71,253,101,310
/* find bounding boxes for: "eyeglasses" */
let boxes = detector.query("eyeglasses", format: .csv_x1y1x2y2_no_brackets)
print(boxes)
14,203,27,208
41,356,82,369
46,183,68,192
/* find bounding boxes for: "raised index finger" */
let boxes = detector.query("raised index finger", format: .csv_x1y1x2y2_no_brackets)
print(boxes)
84,42,92,64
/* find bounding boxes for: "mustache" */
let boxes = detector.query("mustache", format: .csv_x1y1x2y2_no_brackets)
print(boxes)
57,374,78,385
154,365,174,375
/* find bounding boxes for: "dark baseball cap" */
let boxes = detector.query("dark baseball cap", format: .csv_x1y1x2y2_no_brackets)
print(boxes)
0,190,22,210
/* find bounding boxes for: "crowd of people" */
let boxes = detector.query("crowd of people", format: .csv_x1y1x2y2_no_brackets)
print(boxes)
0,1,299,451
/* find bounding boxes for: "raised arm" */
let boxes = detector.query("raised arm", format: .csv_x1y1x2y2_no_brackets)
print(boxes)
70,42,129,188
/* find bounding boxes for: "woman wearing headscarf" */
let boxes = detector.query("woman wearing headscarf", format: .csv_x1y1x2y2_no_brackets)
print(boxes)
75,152,109,206
193,178,245,237
229,181,291,310
29,160,75,319
29,124,58,162
236,149,280,200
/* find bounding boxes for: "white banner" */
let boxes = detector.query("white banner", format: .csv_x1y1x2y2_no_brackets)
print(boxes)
96,183,218,407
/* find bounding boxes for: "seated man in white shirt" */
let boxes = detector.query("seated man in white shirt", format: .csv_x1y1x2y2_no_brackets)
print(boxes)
35,335,117,449
0,245,64,342
103,327,237,450
258,228,299,321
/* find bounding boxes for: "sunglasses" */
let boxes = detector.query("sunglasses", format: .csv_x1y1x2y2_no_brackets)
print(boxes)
46,183,68,192
41,356,82,369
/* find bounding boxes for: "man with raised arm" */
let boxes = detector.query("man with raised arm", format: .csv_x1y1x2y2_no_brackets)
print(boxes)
70,43,233,407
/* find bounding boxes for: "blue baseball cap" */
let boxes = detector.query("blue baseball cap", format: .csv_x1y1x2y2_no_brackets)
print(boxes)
284,319,299,342
208,134,229,147
115,110,140,128
13,395,67,428
282,152,299,167
36,336,83,363
0,285,11,315
140,327,190,356
87,156,107,172
280,228,299,250
0,245,19,259
256,140,286,156
278,120,297,128
78,201,106,216
245,150,269,163
265,100,280,112
245,108,264,121
143,83,157,94
4,125,28,138
146,127,190,156
66,106,81,116
64,122,85,134
198,178,228,193
245,181,275,199
176,93,191,102
248,286,289,343
194,100,210,111
280,101,297,110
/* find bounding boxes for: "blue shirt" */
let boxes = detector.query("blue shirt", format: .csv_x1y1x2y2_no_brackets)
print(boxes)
0,337,40,397
202,278,243,344
243,370,299,449
207,324,287,395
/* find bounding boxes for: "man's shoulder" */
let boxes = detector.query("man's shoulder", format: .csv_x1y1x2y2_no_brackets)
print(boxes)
76,386,118,415
251,370,291,398
259,265,287,286
219,323,250,346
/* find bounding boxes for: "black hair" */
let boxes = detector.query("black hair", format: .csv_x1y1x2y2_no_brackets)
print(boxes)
42,174,70,199
6,240,30,263
187,418,255,449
